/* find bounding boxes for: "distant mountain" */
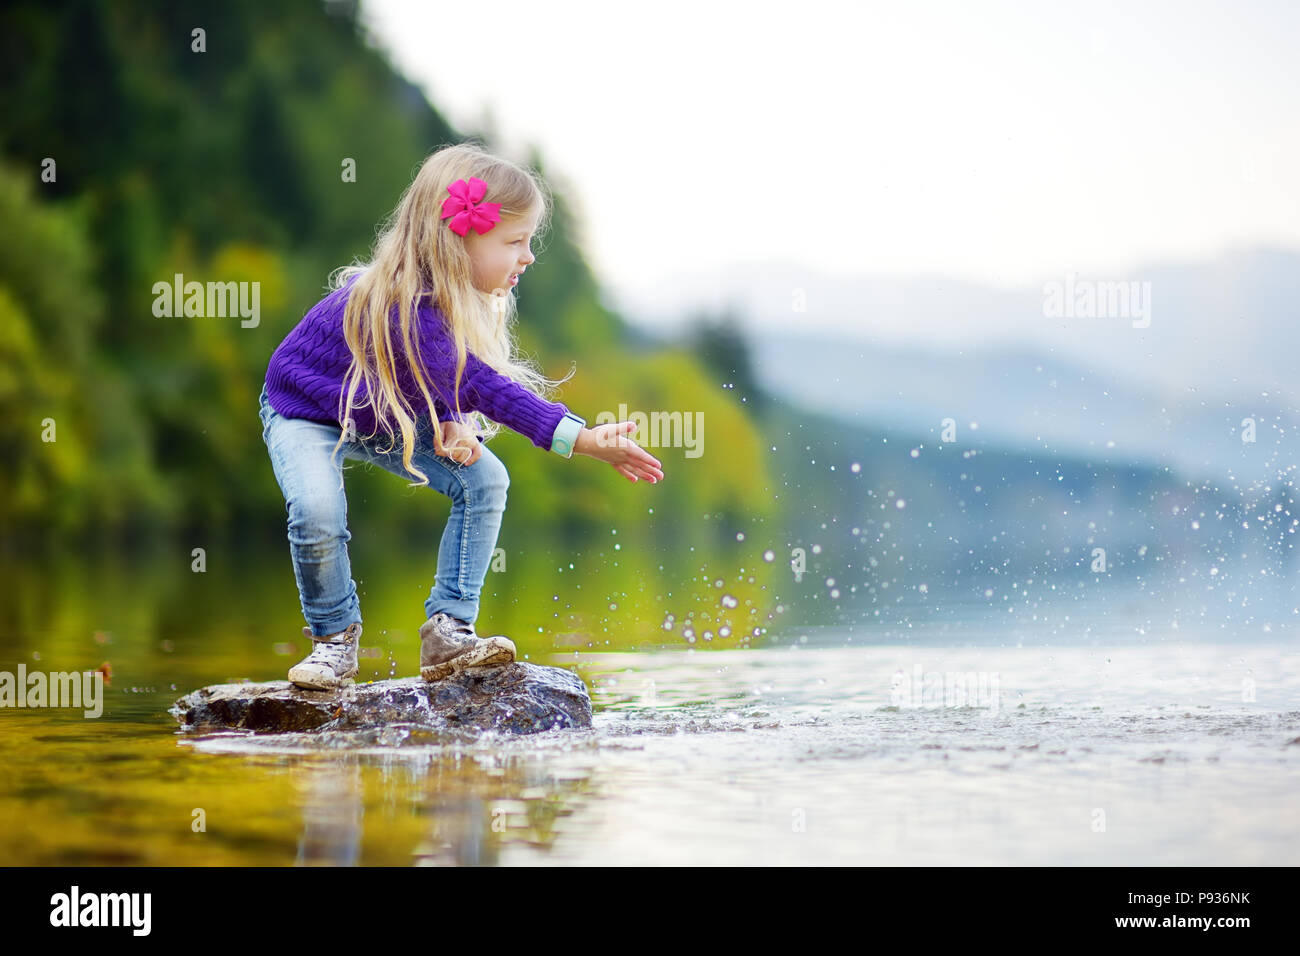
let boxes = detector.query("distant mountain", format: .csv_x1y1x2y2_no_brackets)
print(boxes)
614,246,1300,487
746,331,1297,487
614,246,1300,396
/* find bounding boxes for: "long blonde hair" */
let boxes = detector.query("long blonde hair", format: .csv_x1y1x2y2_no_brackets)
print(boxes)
328,142,573,484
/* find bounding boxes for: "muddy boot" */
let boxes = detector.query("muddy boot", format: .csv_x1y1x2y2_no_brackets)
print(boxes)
288,621,362,690
419,612,515,682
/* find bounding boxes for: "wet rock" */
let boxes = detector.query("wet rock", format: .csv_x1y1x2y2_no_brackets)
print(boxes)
170,662,592,736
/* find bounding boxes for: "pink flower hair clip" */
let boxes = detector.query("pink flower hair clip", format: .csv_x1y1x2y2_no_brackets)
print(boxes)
441,177,501,237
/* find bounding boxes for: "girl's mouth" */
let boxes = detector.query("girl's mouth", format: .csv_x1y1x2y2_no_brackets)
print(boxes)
509,274,519,286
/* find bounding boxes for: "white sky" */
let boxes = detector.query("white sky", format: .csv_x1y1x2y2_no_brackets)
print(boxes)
360,0,1300,310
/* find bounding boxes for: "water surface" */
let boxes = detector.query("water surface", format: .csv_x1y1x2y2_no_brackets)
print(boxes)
3,600,1295,865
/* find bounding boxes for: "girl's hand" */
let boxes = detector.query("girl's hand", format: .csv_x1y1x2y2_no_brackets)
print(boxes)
577,421,665,484
439,419,482,466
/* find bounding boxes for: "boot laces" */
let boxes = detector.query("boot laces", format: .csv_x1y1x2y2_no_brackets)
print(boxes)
300,625,358,672
304,640,353,670
436,613,477,642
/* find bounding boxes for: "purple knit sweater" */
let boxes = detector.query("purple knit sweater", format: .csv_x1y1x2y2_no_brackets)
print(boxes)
264,275,572,450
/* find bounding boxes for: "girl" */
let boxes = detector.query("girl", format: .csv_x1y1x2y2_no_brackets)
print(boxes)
258,142,665,690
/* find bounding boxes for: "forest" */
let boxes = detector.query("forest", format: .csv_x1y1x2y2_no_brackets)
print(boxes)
0,0,775,547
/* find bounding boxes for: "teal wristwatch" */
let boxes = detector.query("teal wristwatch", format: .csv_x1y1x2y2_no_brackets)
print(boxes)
550,412,586,458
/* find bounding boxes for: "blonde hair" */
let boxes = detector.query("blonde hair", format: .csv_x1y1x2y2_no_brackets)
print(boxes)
328,142,573,484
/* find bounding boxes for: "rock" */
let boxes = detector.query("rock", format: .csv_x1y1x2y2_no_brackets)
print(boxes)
170,662,592,736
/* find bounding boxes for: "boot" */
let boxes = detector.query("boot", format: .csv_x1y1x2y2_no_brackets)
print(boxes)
419,612,515,681
288,621,362,690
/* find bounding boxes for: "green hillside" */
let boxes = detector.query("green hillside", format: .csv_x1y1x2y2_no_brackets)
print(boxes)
0,0,776,547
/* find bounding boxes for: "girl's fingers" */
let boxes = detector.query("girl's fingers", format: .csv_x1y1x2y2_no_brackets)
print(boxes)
627,456,662,480
619,441,662,473
612,452,664,483
632,448,662,470
633,457,663,479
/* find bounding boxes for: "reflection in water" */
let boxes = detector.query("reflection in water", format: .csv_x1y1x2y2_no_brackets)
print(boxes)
293,757,362,866
204,730,596,866
2,542,1298,865
165,633,1300,867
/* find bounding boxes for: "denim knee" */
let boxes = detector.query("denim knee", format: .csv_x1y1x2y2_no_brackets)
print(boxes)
285,491,349,548
465,452,509,508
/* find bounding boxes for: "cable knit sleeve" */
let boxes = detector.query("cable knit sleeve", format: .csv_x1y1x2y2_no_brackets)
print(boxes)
415,301,572,451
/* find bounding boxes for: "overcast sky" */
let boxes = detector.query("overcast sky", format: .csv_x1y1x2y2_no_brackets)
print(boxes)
360,0,1300,327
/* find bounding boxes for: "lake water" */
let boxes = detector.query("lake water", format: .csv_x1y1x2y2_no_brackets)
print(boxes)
2,538,1300,868
2,545,1296,865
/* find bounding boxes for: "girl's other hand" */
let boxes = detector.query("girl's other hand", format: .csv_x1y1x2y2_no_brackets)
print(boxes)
439,419,482,466
577,421,665,484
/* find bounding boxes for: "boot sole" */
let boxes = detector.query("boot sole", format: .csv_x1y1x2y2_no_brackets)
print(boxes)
421,637,516,682
288,666,359,691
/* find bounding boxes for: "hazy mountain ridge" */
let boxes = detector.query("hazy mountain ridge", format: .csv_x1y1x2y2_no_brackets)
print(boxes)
620,246,1300,487
748,329,1297,487
618,245,1300,406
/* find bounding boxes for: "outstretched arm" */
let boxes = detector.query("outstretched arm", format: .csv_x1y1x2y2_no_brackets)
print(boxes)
417,303,664,482
417,304,569,451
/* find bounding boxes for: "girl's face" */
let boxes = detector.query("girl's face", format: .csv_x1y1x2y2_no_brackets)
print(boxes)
464,213,538,295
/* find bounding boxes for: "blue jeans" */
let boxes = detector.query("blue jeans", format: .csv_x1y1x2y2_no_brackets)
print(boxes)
257,383,508,636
